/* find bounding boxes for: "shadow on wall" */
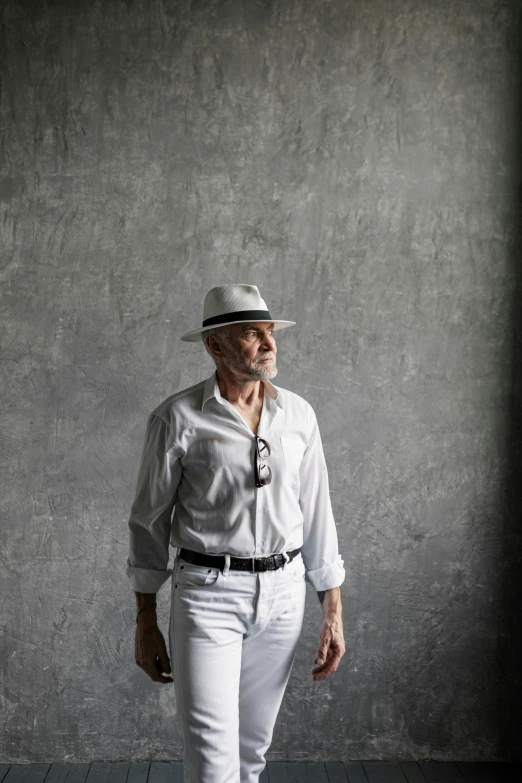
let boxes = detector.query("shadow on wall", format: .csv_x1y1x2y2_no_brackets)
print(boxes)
499,6,522,762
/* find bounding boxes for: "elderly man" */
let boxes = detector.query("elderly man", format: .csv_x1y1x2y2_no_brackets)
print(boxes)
126,283,346,783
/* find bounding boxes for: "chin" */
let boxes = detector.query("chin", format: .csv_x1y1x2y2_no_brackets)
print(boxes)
262,365,277,379
248,363,277,379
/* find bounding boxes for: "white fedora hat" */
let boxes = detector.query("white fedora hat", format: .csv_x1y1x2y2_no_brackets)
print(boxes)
180,284,296,343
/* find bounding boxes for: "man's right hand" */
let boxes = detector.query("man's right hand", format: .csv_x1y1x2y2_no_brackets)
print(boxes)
135,619,173,684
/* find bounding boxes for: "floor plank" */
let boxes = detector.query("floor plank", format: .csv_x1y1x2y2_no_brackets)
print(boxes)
286,762,308,782
267,761,288,782
23,766,51,783
399,762,426,783
0,769,11,783
105,765,129,783
457,762,496,782
125,762,148,783
325,761,349,782
168,763,183,783
148,763,181,783
42,764,70,783
363,761,407,782
343,762,370,783
418,761,464,781
307,763,329,783
2,766,32,783
84,765,112,783
62,766,90,783
147,763,169,783
457,762,522,783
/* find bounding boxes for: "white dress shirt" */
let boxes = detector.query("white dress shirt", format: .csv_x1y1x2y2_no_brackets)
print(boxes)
126,368,345,594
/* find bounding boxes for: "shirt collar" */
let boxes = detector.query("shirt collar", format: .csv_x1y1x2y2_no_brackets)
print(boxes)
202,368,283,411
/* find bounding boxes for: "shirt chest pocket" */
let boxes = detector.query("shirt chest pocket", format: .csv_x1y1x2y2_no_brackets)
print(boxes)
280,435,307,489
185,437,219,472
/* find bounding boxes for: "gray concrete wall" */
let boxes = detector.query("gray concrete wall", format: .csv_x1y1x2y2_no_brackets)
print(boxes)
1,0,521,764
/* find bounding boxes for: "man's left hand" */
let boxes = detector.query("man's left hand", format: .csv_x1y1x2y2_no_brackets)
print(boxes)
312,610,345,681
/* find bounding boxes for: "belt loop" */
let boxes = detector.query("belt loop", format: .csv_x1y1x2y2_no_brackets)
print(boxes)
222,553,231,576
281,550,290,569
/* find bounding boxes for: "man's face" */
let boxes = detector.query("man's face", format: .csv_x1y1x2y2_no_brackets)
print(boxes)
218,321,278,381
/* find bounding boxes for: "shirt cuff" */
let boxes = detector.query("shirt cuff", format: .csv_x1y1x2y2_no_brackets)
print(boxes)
125,558,173,594
304,554,346,592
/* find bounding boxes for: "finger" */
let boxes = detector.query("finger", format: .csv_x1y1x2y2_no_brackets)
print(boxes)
312,659,337,679
315,642,334,665
155,656,173,682
312,663,330,676
313,670,332,681
313,654,342,678
158,642,172,675
150,672,173,683
315,648,342,670
312,658,330,670
149,671,173,683
313,650,332,670
312,648,340,676
143,660,173,683
312,666,330,677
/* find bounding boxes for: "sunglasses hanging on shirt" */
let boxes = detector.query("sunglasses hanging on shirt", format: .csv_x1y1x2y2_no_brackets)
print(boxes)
255,436,272,488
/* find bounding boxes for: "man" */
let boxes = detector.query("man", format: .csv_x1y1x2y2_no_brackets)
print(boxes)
126,283,346,783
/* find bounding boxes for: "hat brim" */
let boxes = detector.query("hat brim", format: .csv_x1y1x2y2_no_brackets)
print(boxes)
180,319,296,343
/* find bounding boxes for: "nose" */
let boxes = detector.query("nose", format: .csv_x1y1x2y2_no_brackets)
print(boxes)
261,333,276,353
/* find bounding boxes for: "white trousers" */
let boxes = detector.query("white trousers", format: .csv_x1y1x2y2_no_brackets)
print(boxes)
168,549,307,783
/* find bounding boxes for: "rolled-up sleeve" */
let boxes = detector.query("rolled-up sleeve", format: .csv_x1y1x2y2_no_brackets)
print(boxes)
298,408,346,592
125,412,183,594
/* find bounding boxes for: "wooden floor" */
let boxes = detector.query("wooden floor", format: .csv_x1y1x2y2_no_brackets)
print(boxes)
1,761,520,783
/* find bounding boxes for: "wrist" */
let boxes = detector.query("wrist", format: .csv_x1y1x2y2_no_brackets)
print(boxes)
324,609,342,624
321,586,342,616
136,600,157,624
137,611,158,630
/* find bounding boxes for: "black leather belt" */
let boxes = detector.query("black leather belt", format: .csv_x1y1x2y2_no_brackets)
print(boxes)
178,547,302,573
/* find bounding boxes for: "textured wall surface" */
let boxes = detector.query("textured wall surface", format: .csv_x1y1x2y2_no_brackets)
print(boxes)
1,0,521,764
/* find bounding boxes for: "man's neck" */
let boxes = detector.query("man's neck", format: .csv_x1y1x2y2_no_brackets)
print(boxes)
216,369,264,408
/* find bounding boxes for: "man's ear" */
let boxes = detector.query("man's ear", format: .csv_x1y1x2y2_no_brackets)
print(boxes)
207,335,221,356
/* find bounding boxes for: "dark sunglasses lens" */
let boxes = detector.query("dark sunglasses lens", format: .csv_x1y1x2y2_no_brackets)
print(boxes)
258,464,272,486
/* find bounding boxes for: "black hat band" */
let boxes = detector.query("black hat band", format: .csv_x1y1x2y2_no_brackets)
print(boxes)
202,309,272,327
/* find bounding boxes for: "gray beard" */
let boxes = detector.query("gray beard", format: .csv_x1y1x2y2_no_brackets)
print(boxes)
245,362,277,380
225,353,277,381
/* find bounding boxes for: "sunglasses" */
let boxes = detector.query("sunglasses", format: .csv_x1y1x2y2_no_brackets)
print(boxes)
255,435,272,488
